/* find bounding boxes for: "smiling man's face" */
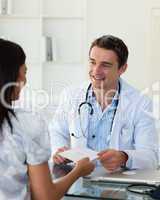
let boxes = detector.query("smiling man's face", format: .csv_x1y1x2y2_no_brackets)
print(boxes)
89,46,126,92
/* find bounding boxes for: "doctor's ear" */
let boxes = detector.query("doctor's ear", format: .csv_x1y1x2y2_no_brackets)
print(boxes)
118,63,128,76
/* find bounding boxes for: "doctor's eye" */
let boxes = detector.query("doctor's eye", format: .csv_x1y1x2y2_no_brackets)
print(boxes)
89,60,96,65
101,62,113,69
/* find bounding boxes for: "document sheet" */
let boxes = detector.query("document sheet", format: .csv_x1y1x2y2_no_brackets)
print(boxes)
59,148,98,162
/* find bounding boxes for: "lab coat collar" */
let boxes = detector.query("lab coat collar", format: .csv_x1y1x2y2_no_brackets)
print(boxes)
109,78,136,148
118,78,132,112
81,78,134,111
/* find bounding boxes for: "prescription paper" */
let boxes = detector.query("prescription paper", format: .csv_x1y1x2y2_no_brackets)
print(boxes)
59,148,98,162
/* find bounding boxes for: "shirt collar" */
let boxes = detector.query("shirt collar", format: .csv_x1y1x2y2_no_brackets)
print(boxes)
88,81,120,104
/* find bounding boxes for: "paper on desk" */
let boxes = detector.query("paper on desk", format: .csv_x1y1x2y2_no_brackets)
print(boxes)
59,148,98,162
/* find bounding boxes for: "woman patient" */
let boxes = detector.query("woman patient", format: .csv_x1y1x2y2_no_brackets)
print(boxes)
0,39,95,200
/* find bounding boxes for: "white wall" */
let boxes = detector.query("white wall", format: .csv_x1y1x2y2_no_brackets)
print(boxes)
42,0,160,100
86,0,160,93
41,0,87,106
2,0,160,96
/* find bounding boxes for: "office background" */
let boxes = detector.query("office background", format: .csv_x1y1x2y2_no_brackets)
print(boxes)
0,0,160,127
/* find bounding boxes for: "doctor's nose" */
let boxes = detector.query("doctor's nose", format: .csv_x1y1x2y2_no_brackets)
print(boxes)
93,65,103,74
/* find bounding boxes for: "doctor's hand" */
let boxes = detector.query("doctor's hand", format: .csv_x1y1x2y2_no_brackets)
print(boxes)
53,146,71,165
98,149,128,172
74,157,95,177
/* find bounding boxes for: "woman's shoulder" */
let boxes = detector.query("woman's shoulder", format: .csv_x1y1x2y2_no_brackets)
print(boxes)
12,109,47,139
12,109,51,165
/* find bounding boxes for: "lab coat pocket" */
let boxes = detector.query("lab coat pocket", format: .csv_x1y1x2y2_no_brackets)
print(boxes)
119,123,134,149
69,117,87,148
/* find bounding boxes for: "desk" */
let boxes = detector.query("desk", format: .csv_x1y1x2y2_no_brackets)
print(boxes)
52,164,156,200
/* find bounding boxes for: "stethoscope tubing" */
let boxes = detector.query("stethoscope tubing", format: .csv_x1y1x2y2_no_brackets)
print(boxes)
72,82,121,139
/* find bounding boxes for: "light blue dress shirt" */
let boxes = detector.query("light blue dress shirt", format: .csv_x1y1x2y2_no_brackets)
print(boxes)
86,87,119,152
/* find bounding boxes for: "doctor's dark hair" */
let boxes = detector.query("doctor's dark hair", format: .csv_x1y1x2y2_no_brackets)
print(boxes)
0,39,26,133
89,35,129,68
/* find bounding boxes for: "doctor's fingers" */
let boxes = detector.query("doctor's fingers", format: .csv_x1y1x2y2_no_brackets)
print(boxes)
100,156,115,164
53,154,67,164
57,146,69,152
104,165,119,172
98,149,116,158
100,155,121,167
99,152,116,163
97,150,108,157
53,146,70,163
101,160,120,171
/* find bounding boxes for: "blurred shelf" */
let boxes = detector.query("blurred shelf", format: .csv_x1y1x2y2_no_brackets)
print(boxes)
0,14,40,19
42,61,84,65
42,15,84,20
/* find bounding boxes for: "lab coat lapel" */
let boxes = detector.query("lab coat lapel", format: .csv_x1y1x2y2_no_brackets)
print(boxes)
70,110,88,148
109,79,131,149
70,84,90,148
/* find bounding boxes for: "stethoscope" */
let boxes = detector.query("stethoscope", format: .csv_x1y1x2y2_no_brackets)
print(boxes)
71,82,121,139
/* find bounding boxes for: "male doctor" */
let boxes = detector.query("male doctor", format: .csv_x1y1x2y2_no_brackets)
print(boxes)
49,35,158,171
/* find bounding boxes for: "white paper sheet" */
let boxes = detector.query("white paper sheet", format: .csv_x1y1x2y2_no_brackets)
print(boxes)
58,148,98,162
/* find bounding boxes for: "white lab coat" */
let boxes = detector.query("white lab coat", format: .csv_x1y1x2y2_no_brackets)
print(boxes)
49,78,159,169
